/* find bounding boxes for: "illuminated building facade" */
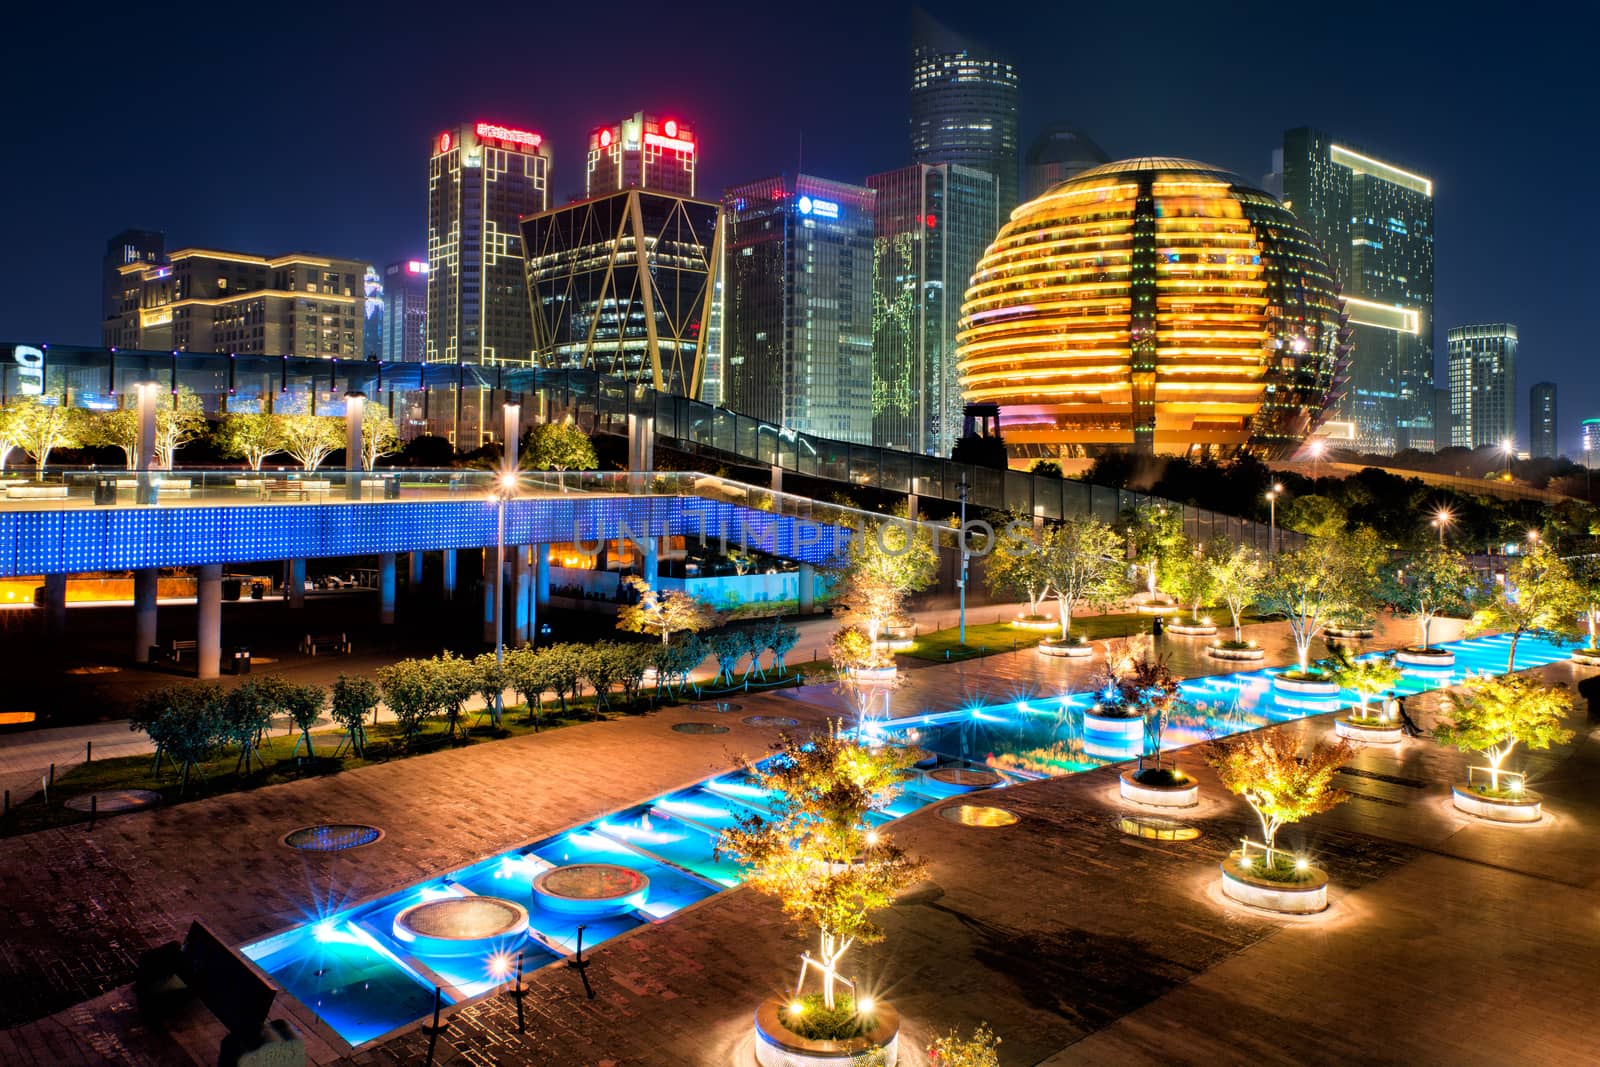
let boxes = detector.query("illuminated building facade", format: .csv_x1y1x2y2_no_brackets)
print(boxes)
1530,381,1557,459
1023,125,1109,203
723,175,875,443
1581,418,1600,467
956,158,1346,460
1279,128,1434,453
363,265,383,358
868,162,997,455
910,12,1018,217
381,260,428,362
104,248,365,358
426,121,550,366
586,113,697,198
1448,323,1517,449
521,189,721,397
101,229,165,347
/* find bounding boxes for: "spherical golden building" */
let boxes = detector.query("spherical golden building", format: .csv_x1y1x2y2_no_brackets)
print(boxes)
957,157,1346,459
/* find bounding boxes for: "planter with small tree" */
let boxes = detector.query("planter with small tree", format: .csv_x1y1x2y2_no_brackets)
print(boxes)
1110,658,1197,807
1207,542,1265,660
831,624,897,682
1036,515,1123,658
718,723,926,1067
1434,674,1573,823
1165,541,1224,635
984,515,1056,632
1259,534,1379,696
1206,731,1353,913
1382,544,1475,667
1565,555,1600,666
1325,648,1406,743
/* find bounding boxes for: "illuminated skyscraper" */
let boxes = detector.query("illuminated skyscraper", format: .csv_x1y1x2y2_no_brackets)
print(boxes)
723,175,876,443
362,265,383,358
1448,323,1516,449
426,121,550,365
1279,128,1434,453
1530,381,1557,459
1581,418,1600,467
868,162,997,455
586,113,697,198
381,259,428,362
521,189,721,396
910,12,1018,218
1023,125,1109,202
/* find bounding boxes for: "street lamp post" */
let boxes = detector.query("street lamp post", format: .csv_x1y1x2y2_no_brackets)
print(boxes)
1502,438,1514,479
493,472,517,720
1431,508,1454,546
958,473,969,646
1266,483,1282,555
1309,439,1325,483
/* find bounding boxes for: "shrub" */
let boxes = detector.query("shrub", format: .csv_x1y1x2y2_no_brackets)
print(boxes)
330,674,379,757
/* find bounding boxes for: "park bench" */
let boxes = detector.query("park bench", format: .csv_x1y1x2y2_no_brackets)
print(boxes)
150,639,200,665
258,480,332,501
4,484,69,500
298,632,351,656
136,920,305,1066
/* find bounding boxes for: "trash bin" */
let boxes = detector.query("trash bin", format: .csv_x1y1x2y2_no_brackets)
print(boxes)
227,648,252,675
383,476,400,500
1152,614,1165,637
221,577,243,601
93,477,118,506
250,581,265,600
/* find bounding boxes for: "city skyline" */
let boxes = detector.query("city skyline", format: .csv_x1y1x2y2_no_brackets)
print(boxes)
2,0,1592,450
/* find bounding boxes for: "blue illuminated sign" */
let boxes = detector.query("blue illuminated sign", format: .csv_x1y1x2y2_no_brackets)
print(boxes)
797,196,839,219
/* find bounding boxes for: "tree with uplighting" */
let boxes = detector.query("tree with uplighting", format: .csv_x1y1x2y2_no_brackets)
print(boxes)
1123,503,1186,599
1384,544,1476,651
717,722,926,1018
0,401,21,473
11,396,82,478
617,576,718,645
1204,731,1352,865
1211,541,1265,644
1566,554,1600,653
150,385,207,468
984,513,1053,619
361,406,401,469
1256,535,1374,674
1470,542,1582,672
1168,539,1228,625
1433,674,1574,793
376,658,443,744
1039,515,1125,641
276,413,343,471
834,516,937,644
217,411,284,471
1324,646,1403,720
330,674,379,757
523,421,598,472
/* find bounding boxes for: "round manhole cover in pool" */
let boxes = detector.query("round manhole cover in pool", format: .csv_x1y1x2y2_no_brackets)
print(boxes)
283,823,384,851
672,721,729,734
939,804,1020,827
401,897,525,939
1116,815,1200,841
742,715,799,728
535,863,648,901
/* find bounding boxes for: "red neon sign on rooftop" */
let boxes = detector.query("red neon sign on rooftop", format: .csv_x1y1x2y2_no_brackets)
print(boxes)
475,122,542,149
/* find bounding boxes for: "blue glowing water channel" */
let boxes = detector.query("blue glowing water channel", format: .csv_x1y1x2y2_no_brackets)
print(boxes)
244,631,1569,1046
869,633,1574,778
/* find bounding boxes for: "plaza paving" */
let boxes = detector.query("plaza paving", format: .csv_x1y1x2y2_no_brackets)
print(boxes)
2,618,1597,1066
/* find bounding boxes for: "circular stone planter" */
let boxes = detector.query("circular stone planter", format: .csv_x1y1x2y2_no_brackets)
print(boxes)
923,766,1003,795
1334,717,1403,744
754,995,900,1067
1119,768,1199,808
1325,625,1375,639
1451,784,1543,823
1166,621,1218,636
392,896,529,956
1038,638,1094,658
1010,614,1057,632
1571,648,1600,666
1208,642,1265,661
1396,647,1456,668
844,665,898,682
1219,852,1328,914
1272,673,1340,696
532,863,649,917
1083,711,1144,738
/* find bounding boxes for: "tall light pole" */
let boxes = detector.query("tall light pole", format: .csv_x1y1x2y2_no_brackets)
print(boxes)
1309,438,1325,483
493,472,517,720
1266,482,1282,555
958,473,969,646
1431,507,1454,545
1502,437,1514,479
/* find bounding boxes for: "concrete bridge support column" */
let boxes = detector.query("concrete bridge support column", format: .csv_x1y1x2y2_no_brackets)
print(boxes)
288,559,306,608
196,564,222,680
441,550,457,600
42,573,67,638
134,568,158,663
799,562,815,614
514,547,533,645
483,549,498,643
378,553,396,625
535,544,550,607
409,551,424,589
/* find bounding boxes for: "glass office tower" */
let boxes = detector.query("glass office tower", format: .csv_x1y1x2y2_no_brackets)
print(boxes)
868,162,997,455
723,175,875,444
910,12,1018,219
521,189,721,397
1023,125,1110,202
1280,128,1434,454
1530,381,1556,458
381,260,428,362
1448,323,1517,449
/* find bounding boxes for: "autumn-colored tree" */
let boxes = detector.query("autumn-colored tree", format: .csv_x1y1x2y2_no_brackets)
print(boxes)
1434,674,1574,791
1383,544,1477,650
1324,646,1403,719
1205,731,1353,863
1038,515,1124,640
617,576,718,644
1469,542,1583,671
927,1024,1002,1067
1210,541,1265,643
717,723,926,1011
833,516,938,644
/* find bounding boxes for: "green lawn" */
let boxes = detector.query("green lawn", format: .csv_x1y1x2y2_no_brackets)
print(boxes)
903,610,1268,662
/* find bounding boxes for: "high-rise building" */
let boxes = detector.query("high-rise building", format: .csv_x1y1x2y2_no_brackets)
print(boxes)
867,162,997,455
521,189,721,397
426,121,551,365
104,248,365,358
1448,323,1517,449
910,12,1018,218
362,265,383,358
1279,128,1434,454
101,229,165,347
381,259,428,362
723,175,876,443
585,113,697,199
1434,387,1453,454
1023,125,1110,202
1530,381,1557,459
1581,418,1600,467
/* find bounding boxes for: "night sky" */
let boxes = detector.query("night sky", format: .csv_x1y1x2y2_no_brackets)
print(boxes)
3,1,1593,451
